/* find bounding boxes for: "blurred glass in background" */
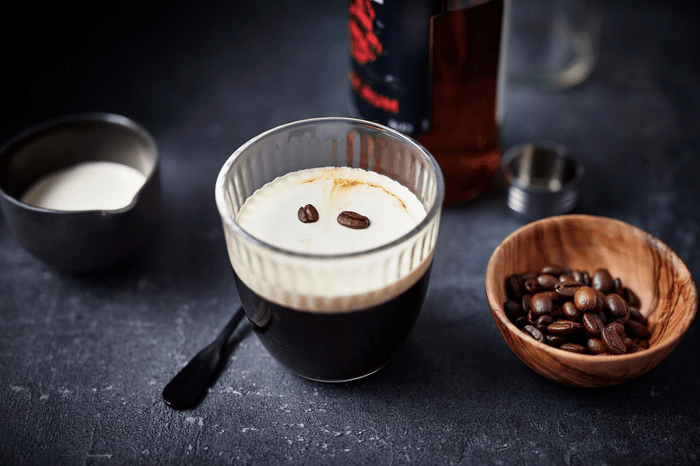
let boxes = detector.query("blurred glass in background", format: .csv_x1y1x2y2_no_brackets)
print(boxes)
508,0,602,91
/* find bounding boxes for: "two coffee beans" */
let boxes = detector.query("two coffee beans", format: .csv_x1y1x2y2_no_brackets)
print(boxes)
503,267,651,355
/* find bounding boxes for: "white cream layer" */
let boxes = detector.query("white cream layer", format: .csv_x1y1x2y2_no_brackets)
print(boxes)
21,161,147,211
236,166,427,255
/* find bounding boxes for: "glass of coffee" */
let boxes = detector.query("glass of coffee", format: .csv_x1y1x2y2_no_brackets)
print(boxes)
215,117,444,382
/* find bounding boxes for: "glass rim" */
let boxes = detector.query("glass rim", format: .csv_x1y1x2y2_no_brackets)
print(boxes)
214,117,445,261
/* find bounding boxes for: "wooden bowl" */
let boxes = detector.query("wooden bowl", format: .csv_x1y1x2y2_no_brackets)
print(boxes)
485,214,697,387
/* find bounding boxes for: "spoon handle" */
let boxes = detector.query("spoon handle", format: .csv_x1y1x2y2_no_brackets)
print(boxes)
162,306,246,409
213,305,246,347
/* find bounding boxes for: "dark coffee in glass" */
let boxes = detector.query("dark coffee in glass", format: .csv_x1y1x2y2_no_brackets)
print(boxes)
234,265,432,381
215,118,444,382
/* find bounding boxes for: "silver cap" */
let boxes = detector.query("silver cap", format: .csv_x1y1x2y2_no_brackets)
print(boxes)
502,141,583,219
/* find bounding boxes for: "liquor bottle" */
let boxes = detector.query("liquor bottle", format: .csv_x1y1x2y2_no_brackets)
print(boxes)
349,0,509,205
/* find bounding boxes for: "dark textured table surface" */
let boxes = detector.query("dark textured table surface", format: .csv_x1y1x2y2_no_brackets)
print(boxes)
2,1,699,464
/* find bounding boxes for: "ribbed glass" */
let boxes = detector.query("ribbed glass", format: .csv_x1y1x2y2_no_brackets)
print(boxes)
215,118,444,312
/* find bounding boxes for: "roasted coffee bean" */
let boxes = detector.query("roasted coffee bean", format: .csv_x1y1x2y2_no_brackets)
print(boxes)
297,204,319,223
547,320,582,336
629,306,646,324
624,287,641,308
541,291,560,301
587,338,607,354
555,282,580,298
614,312,630,325
549,306,564,317
537,274,559,290
505,274,523,301
527,310,538,324
592,268,614,293
523,325,545,343
524,278,544,294
582,312,604,338
557,273,581,285
581,271,591,286
545,334,567,347
574,286,597,312
613,277,624,296
535,315,554,333
560,342,587,354
514,316,528,329
625,319,651,338
540,265,569,276
602,324,626,355
594,290,606,313
504,267,650,356
503,301,523,320
562,301,581,321
337,211,370,229
531,292,554,316
605,293,629,323
572,270,591,286
608,321,625,335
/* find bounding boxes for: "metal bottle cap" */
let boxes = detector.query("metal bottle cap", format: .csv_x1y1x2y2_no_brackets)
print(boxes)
502,141,583,219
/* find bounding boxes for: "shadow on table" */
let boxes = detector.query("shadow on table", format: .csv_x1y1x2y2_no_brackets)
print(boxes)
289,293,697,417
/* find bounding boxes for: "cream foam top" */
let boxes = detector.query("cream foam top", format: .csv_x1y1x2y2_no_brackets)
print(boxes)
236,166,427,255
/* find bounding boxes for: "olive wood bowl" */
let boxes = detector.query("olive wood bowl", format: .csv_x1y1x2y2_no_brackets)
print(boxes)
485,214,697,388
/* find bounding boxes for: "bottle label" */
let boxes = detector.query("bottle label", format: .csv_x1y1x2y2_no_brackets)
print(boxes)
348,0,441,137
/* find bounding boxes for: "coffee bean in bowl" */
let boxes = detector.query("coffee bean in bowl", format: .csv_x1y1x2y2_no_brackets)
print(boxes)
484,214,697,388
503,268,650,355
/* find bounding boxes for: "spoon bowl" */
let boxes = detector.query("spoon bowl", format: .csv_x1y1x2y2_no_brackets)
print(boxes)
162,307,246,409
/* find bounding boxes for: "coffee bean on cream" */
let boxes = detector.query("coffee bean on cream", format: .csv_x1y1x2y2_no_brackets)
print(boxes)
298,204,319,223
236,167,426,254
337,210,370,230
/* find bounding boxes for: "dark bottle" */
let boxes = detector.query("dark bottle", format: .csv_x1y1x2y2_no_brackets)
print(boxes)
349,0,508,205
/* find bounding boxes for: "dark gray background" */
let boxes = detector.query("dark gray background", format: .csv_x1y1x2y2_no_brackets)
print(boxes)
1,0,699,464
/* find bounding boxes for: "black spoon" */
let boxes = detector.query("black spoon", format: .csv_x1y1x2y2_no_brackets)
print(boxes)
162,306,246,409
